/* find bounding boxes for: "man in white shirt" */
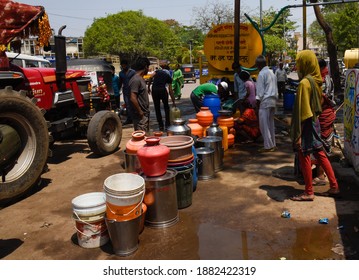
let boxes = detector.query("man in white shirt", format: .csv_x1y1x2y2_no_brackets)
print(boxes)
255,55,278,152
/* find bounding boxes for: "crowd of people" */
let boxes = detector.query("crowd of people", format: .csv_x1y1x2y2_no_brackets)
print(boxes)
110,51,340,200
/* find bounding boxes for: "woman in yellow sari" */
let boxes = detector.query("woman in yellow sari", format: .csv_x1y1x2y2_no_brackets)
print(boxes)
290,50,339,201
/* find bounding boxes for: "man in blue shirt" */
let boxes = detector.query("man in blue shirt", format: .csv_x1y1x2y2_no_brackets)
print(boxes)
110,65,120,109
232,62,248,115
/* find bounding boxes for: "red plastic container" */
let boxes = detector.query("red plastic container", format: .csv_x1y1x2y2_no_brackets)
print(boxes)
137,137,170,177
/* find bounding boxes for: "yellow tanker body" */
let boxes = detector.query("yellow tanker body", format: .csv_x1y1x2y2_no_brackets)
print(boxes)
200,23,264,84
344,48,359,69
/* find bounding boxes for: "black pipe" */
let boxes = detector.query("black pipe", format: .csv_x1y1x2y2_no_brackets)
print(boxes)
55,25,67,92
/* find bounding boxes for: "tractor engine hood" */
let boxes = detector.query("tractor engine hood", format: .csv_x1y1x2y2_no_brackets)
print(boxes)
21,67,88,84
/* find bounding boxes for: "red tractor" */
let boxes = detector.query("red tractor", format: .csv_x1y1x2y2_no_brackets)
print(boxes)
0,1,122,202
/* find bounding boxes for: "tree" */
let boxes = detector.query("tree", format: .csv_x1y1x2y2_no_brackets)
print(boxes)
307,0,359,93
163,20,205,64
83,11,181,63
192,0,234,33
309,1,359,56
249,7,297,63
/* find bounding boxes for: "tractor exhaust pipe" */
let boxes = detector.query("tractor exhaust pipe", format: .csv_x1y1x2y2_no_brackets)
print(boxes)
54,25,67,92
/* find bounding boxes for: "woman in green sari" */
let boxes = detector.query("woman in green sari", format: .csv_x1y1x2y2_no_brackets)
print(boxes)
172,64,184,100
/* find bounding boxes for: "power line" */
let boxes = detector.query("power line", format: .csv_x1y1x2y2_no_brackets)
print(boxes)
48,13,93,21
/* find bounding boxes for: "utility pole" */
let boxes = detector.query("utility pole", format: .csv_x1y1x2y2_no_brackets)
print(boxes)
303,0,307,50
234,0,240,65
260,0,263,30
189,40,193,65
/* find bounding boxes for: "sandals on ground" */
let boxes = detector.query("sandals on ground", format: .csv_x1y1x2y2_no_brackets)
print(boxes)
320,188,341,197
313,177,327,186
290,193,315,201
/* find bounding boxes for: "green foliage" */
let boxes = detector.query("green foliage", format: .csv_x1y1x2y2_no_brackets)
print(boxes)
83,11,181,62
250,7,297,61
308,2,359,55
264,34,287,54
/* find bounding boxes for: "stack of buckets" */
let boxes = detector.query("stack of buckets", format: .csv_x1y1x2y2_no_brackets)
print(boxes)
103,173,145,256
165,138,196,209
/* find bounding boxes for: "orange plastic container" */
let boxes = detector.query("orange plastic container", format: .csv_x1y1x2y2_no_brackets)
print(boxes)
126,130,146,154
228,133,235,147
139,203,147,234
217,116,234,128
106,201,142,221
220,125,228,151
196,107,213,127
187,119,203,138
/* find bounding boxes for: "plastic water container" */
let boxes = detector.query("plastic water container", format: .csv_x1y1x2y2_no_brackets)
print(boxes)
283,89,296,111
203,94,221,120
170,107,181,124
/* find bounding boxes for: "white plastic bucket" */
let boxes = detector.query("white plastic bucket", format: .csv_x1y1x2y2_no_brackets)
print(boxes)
72,192,106,218
103,173,145,221
72,192,109,248
104,173,145,195
105,190,144,206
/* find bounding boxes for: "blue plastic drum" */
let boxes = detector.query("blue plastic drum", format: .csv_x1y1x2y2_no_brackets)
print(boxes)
203,94,221,120
283,89,296,111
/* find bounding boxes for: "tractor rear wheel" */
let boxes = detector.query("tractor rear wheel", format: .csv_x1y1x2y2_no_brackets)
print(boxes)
0,87,49,202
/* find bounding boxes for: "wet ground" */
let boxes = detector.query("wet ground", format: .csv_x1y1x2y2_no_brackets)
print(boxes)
1,78,359,260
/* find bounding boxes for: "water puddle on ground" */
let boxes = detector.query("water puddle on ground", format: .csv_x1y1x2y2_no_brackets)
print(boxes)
291,226,336,260
196,223,337,260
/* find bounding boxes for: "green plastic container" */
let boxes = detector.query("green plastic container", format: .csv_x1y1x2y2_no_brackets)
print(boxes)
170,164,194,209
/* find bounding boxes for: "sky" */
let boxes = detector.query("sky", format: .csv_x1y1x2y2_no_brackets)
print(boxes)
18,0,317,37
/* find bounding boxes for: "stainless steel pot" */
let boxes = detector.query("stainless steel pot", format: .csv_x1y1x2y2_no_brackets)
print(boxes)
206,122,223,138
197,136,223,172
142,170,178,228
167,118,191,136
196,147,215,180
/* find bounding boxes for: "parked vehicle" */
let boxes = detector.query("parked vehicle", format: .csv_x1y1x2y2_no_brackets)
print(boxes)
66,58,114,95
180,64,196,83
6,52,51,68
0,1,122,202
194,69,200,79
325,58,347,76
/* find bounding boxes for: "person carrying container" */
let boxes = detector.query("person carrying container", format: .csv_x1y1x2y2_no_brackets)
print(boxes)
190,81,228,113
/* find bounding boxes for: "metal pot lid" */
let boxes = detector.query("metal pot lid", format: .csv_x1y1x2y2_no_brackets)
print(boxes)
218,109,233,116
141,169,177,181
195,147,215,154
209,122,219,127
172,118,186,125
